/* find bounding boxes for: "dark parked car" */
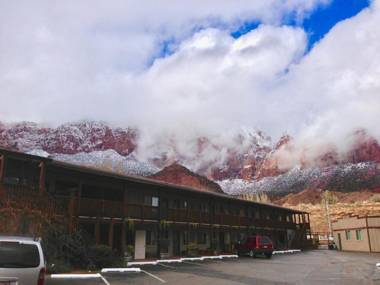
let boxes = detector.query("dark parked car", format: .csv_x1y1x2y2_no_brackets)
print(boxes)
235,235,274,258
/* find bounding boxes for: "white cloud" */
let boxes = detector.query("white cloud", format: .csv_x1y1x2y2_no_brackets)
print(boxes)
1,0,380,166
0,0,325,123
271,2,380,165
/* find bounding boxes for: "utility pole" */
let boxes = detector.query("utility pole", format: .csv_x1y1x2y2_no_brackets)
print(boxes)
323,191,333,240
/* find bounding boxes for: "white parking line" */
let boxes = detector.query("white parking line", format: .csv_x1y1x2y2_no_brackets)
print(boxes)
99,275,111,285
142,270,166,283
50,273,110,285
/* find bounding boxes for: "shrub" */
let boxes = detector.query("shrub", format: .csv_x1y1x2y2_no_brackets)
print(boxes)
371,194,380,203
42,223,92,271
88,245,123,269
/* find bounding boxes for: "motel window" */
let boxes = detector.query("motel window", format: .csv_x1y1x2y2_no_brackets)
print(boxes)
255,211,260,220
146,231,157,245
189,232,196,243
182,232,188,245
197,232,207,244
200,204,209,213
152,197,159,207
144,196,159,207
356,230,363,241
345,230,351,240
144,195,151,206
169,199,181,209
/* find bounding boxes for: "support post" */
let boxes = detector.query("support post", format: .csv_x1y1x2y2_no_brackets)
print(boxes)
95,218,101,245
157,223,161,259
108,219,115,248
0,155,5,196
68,189,77,233
121,186,127,254
121,220,126,254
38,161,46,195
366,215,372,253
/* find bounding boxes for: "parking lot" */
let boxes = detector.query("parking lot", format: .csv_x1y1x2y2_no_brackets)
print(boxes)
46,250,380,285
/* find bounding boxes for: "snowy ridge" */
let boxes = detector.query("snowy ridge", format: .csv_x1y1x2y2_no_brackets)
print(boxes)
218,162,380,196
0,120,136,155
52,149,159,176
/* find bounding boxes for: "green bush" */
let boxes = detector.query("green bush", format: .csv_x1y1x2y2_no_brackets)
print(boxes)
88,245,123,269
42,224,92,271
370,194,380,203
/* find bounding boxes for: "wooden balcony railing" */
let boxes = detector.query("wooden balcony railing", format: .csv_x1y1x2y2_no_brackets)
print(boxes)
2,184,61,216
1,184,307,231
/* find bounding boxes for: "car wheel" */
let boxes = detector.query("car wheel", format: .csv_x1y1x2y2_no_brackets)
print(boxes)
249,250,254,258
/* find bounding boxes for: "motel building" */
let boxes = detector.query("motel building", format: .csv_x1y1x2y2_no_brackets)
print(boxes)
0,148,311,260
332,215,380,253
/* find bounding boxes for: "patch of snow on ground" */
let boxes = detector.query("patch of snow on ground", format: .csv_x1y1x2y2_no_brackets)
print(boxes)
27,149,50,158
52,149,159,176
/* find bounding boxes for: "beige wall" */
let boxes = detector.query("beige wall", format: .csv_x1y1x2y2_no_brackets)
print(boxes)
332,216,366,230
369,228,380,252
333,229,370,252
367,216,380,227
332,216,380,252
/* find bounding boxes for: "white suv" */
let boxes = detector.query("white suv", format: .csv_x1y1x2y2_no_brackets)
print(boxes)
0,236,46,285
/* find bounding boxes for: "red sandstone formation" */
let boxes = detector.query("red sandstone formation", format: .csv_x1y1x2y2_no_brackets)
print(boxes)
149,163,224,193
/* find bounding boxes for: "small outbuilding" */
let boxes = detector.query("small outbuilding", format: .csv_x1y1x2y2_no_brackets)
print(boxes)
332,215,380,252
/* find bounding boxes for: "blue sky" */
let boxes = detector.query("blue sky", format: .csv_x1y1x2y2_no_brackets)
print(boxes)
232,0,370,50
157,0,370,62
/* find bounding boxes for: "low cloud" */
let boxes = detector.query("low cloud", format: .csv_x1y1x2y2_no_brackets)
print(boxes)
0,0,379,166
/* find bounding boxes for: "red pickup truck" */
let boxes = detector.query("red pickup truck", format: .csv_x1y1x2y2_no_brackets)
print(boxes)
235,235,274,258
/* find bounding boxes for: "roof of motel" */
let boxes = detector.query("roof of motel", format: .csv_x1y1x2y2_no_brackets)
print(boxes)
0,147,307,214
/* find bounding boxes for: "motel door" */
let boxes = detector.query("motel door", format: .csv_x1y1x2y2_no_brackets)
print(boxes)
135,230,146,260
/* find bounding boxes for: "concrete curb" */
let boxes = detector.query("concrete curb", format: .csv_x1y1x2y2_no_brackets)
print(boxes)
127,261,158,266
101,268,141,273
50,273,102,279
127,254,239,266
273,249,301,255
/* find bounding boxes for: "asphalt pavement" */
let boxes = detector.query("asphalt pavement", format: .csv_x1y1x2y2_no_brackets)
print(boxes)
46,250,380,285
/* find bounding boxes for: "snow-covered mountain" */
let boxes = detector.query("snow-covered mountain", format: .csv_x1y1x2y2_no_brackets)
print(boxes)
220,162,380,196
52,149,159,176
0,121,137,155
2,120,380,197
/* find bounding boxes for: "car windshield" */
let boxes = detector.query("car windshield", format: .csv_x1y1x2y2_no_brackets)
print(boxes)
0,241,40,268
261,236,272,244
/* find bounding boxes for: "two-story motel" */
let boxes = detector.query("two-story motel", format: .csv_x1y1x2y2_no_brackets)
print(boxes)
0,148,311,259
